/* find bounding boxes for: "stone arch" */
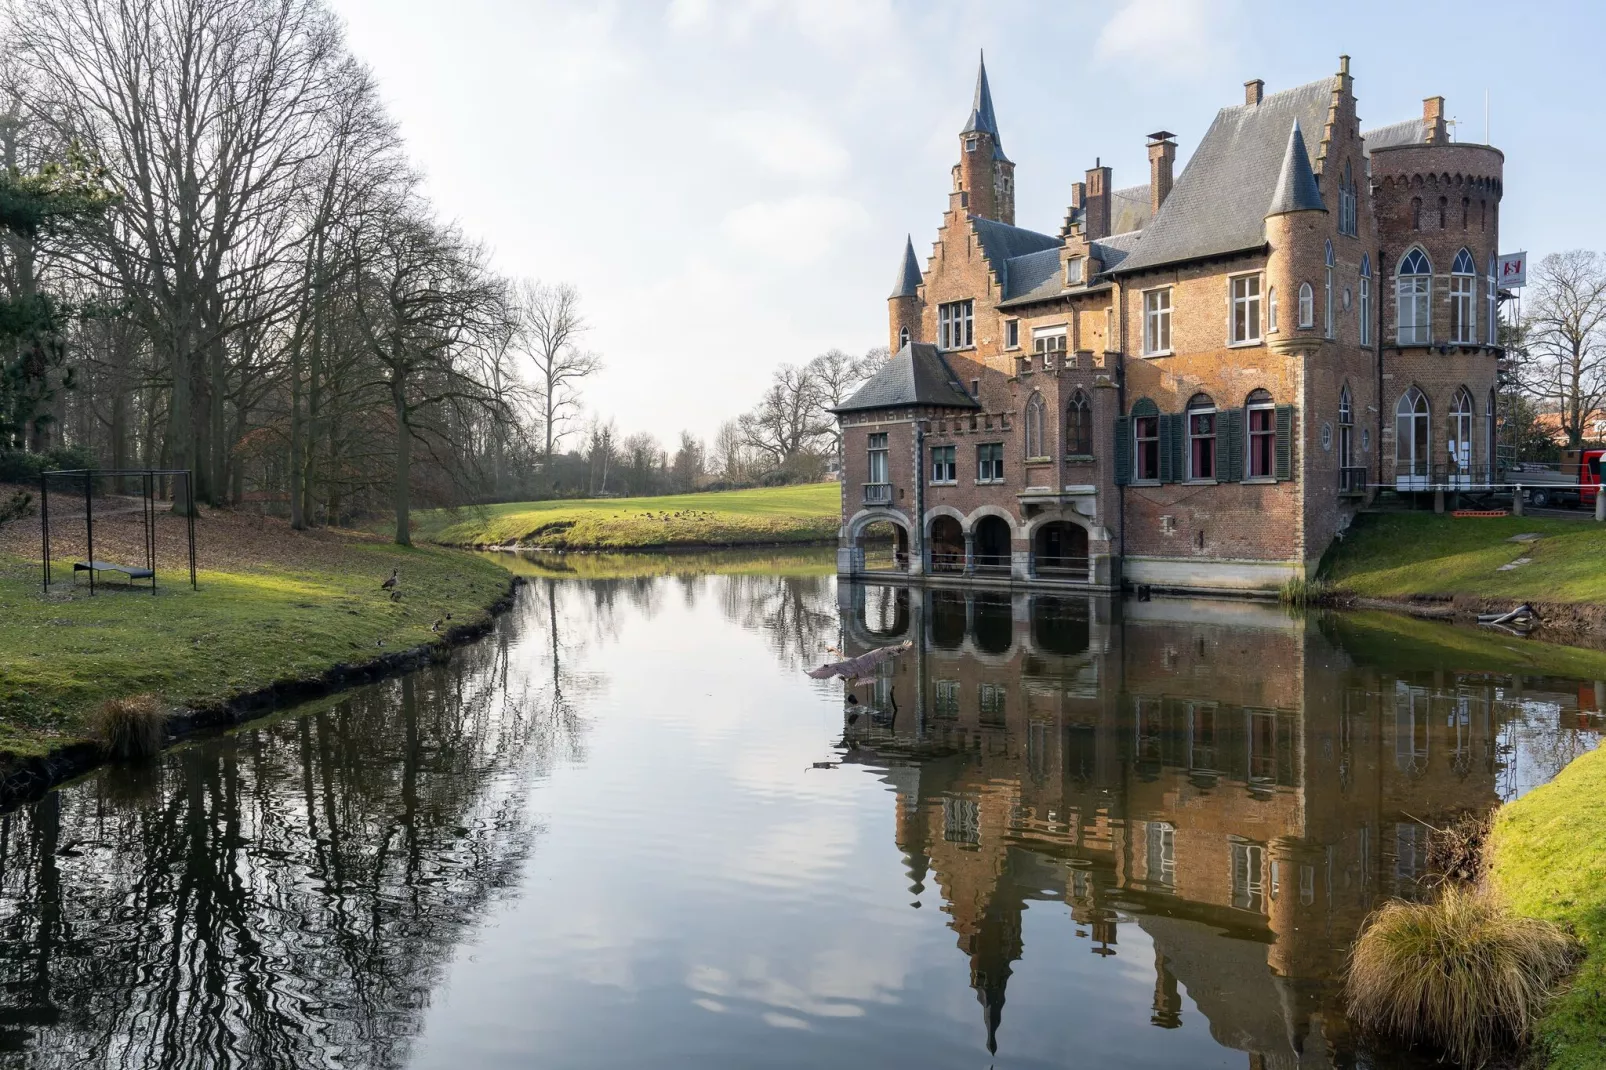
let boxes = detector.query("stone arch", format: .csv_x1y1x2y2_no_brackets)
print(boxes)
963,504,1021,539
845,506,912,543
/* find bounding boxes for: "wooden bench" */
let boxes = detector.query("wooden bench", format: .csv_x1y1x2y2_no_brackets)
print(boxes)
73,560,156,591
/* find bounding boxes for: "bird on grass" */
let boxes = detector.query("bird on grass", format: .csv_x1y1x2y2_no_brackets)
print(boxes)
431,619,443,633
389,588,402,603
381,568,399,591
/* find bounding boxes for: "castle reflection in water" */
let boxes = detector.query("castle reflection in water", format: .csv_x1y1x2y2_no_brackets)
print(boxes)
834,583,1601,1068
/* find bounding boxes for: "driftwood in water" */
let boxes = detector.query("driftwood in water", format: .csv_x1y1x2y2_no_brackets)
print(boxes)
1478,603,1534,633
806,641,912,681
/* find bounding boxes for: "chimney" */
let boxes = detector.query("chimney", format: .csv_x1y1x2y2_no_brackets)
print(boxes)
1084,160,1111,241
1061,181,1088,238
1423,96,1448,144
1245,79,1264,106
1147,131,1176,216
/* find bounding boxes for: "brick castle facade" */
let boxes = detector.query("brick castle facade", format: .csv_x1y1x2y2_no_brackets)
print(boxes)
834,56,1504,592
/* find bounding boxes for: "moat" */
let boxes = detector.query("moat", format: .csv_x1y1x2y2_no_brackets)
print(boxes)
0,550,1598,1069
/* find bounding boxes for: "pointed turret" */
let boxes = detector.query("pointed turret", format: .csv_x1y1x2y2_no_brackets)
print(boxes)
961,52,1008,162
951,52,1016,225
1266,119,1326,217
889,235,922,299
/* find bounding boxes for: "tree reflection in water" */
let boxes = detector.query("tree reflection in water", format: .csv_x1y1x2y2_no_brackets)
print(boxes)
0,587,585,1070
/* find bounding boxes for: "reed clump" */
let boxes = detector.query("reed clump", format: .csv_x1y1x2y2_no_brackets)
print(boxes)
87,693,168,760
1277,575,1336,608
1346,885,1575,1067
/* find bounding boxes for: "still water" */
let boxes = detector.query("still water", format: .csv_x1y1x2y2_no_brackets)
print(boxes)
0,552,1599,1069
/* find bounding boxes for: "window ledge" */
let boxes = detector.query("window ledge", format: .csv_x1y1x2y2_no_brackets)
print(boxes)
941,345,978,353
1242,477,1277,485
1183,479,1219,486
1143,350,1174,359
1064,454,1095,462
975,479,1006,486
1132,480,1162,487
1024,456,1052,464
1227,339,1264,349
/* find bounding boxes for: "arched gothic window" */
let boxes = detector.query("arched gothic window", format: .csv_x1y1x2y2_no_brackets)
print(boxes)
1396,248,1432,345
1449,387,1474,484
898,326,910,348
1485,255,1499,345
1024,393,1046,459
1338,384,1355,473
1325,241,1336,338
1298,282,1314,328
1396,386,1430,488
1359,255,1372,346
1066,390,1092,456
1187,393,1217,481
1450,249,1477,344
1267,286,1278,332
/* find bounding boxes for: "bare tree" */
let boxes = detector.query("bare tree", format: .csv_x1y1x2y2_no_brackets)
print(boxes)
805,346,884,451
1519,251,1606,449
738,363,830,472
515,281,600,490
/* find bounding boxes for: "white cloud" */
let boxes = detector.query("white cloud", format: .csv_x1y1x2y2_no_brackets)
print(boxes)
718,110,850,181
721,195,869,266
1094,0,1239,77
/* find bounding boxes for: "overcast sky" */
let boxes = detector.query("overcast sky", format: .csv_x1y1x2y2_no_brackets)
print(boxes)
328,0,1606,448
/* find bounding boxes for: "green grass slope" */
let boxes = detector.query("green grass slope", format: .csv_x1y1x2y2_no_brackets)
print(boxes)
1490,745,1606,1070
418,484,842,549
0,527,509,758
1322,513,1606,604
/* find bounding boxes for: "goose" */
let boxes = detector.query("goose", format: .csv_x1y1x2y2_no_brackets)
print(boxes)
381,568,399,591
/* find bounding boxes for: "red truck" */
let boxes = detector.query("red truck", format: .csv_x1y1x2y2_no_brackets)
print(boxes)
1512,448,1605,509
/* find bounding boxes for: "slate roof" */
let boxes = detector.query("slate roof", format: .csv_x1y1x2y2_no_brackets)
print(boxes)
833,343,980,414
1362,118,1424,153
889,235,922,299
970,216,1062,298
999,246,1064,303
1266,120,1326,216
1109,184,1153,234
1114,77,1335,274
961,54,1010,162
1093,230,1142,272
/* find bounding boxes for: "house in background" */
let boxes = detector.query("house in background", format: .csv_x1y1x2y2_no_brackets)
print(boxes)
834,55,1505,592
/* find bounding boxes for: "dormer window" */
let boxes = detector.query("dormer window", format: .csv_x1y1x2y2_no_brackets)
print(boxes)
965,135,979,153
1065,257,1084,285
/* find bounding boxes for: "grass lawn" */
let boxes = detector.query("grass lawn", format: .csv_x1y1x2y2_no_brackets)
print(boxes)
1490,745,1606,1070
0,507,510,759
415,483,842,549
1322,512,1606,604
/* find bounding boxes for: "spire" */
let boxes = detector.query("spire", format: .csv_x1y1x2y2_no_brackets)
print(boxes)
889,235,922,300
961,51,1009,162
1266,119,1326,217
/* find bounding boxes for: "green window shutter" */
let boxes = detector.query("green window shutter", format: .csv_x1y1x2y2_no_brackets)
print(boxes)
1114,416,1131,485
1223,409,1244,482
1170,413,1185,482
1275,404,1294,481
1158,413,1184,483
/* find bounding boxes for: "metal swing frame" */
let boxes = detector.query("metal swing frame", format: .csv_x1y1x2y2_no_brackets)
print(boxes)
39,469,197,596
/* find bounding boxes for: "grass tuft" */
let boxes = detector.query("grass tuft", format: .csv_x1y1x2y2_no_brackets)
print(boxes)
1278,575,1335,608
1346,885,1575,1067
87,693,168,760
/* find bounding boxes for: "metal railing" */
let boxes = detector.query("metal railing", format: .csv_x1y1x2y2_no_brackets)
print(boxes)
862,482,892,504
1339,466,1368,495
972,552,1011,573
1032,553,1090,581
928,550,966,573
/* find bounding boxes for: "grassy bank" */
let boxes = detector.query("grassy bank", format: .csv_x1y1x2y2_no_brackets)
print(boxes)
416,484,841,549
485,546,836,581
1325,610,1606,679
0,507,510,759
1490,745,1606,1070
1323,513,1606,604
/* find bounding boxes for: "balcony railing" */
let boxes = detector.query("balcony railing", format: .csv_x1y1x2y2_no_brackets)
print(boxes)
1395,457,1430,490
1339,466,1368,496
972,552,1011,573
928,550,966,573
862,482,892,505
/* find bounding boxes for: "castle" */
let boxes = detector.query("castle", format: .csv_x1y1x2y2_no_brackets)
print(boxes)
834,56,1504,592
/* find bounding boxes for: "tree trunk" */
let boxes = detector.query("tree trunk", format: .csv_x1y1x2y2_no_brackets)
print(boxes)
392,376,411,546
288,338,305,530
208,337,227,505
168,332,196,516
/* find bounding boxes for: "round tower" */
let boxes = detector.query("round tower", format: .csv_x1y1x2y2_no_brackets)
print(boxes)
888,235,923,351
953,53,1015,225
1264,118,1330,358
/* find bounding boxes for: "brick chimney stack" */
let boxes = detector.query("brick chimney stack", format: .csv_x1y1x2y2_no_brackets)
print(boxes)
1084,161,1111,241
1245,79,1264,106
1423,96,1448,144
1147,131,1176,216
